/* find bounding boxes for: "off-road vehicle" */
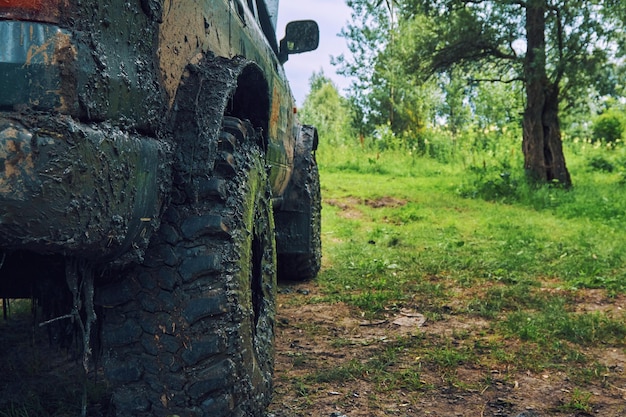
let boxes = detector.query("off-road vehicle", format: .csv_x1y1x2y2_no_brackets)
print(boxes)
0,0,321,415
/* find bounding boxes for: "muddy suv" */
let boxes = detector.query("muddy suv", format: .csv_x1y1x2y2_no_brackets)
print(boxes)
0,1,320,416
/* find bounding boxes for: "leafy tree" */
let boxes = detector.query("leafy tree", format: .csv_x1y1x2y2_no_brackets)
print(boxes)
471,75,525,131
437,69,472,134
333,0,440,138
299,71,354,145
332,0,395,134
402,0,626,187
337,0,625,180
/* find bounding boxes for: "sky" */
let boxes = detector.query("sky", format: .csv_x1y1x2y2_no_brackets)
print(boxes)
277,0,353,105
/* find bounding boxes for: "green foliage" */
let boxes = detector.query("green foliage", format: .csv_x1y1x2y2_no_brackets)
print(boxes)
1,299,32,317
458,163,522,203
333,0,625,185
396,0,622,117
318,140,626,306
587,155,615,172
470,78,524,131
299,71,354,146
307,344,425,392
274,133,626,406
592,110,625,144
467,282,543,319
334,0,442,138
427,344,472,369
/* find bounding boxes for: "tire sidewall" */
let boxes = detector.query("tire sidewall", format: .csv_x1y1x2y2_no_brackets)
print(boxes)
230,141,276,407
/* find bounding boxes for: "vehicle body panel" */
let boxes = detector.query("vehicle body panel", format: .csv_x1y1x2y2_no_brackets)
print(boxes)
0,115,172,261
0,0,315,263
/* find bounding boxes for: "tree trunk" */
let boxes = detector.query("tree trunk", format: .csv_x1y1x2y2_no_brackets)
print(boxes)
522,1,572,187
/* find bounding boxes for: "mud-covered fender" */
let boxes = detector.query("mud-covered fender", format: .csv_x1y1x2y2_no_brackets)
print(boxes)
167,54,245,196
169,54,296,202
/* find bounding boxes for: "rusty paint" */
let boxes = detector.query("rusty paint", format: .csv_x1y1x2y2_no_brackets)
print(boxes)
158,0,207,106
0,0,318,262
0,0,61,23
0,125,35,200
2,137,34,180
25,39,51,65
269,85,281,140
52,30,76,112
0,116,172,260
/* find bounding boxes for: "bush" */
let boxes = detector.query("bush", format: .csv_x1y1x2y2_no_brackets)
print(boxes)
457,162,523,203
592,111,624,144
587,155,614,172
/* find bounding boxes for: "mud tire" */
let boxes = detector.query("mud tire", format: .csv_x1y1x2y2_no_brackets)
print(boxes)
99,117,276,417
277,129,322,281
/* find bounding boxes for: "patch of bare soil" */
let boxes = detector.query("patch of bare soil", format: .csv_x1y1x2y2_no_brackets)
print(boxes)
364,197,407,209
267,283,626,417
326,197,364,219
325,196,407,220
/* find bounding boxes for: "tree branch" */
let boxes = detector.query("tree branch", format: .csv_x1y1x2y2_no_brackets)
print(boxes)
461,0,528,7
470,76,525,84
432,40,518,73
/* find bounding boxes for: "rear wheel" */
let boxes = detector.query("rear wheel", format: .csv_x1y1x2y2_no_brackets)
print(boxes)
277,125,322,281
99,117,276,417
277,160,321,280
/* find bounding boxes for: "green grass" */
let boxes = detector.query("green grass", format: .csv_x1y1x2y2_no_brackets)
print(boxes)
318,139,626,293
560,388,594,413
305,344,427,393
502,300,626,345
311,137,626,385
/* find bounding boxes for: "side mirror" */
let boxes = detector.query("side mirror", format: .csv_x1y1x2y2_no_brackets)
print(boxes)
279,20,319,64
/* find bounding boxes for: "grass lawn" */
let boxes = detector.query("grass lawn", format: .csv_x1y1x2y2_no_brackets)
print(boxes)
268,141,626,416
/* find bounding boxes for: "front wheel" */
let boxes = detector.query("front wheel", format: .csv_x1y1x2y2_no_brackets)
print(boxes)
100,117,276,417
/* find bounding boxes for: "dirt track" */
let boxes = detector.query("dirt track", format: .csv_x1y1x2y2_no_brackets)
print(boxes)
267,282,626,417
